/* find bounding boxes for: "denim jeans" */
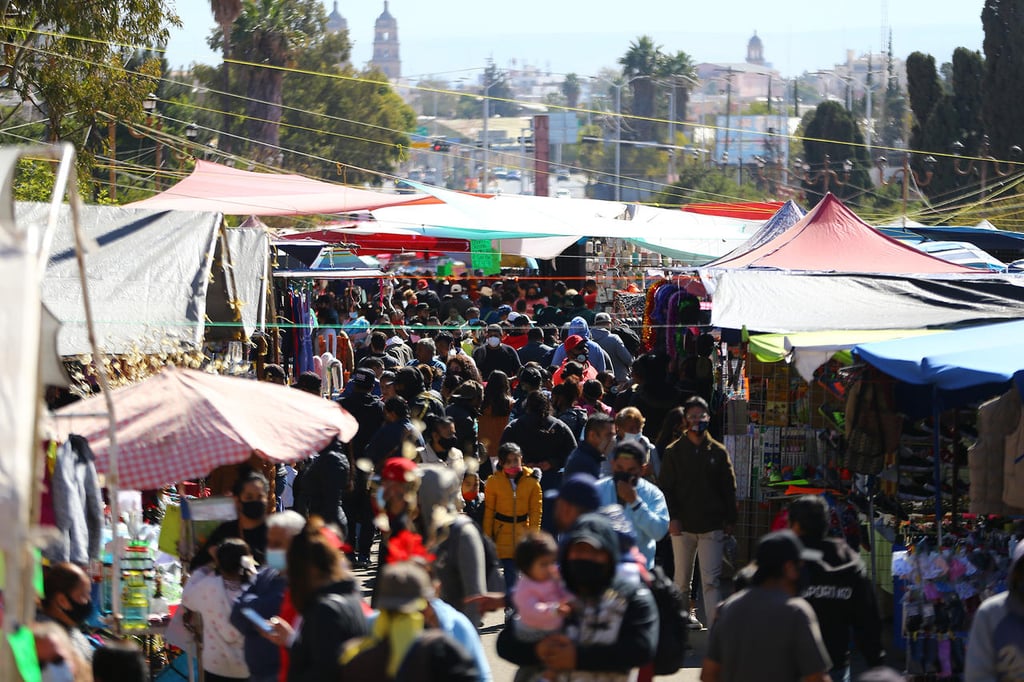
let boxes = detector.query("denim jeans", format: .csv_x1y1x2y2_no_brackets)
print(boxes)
502,558,519,594
671,529,725,626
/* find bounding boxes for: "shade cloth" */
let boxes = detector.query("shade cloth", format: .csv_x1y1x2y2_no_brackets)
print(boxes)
54,367,359,490
128,161,420,216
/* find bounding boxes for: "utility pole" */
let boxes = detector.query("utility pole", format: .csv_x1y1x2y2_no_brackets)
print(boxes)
793,79,799,118
667,86,676,184
723,67,733,170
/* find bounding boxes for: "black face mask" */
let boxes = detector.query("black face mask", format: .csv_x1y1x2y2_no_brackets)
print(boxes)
564,558,613,598
439,436,458,451
240,500,266,521
62,595,93,624
612,471,638,486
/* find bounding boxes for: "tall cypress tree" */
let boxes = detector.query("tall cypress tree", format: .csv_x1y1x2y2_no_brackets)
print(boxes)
905,52,943,158
982,0,1024,157
801,101,873,206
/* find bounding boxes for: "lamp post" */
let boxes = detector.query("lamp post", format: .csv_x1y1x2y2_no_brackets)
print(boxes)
875,153,936,222
952,134,1022,200
128,93,164,190
591,74,647,202
795,154,853,195
815,70,881,155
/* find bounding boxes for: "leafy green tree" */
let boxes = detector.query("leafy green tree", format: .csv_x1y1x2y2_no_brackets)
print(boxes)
619,35,661,141
982,0,1024,158
950,48,985,154
652,161,763,205
657,50,697,142
562,73,581,109
800,101,872,205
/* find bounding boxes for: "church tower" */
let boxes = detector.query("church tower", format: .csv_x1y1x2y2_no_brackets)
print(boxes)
370,1,400,80
326,1,347,34
746,31,765,66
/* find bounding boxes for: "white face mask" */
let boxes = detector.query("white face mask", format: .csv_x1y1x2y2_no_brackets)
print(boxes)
486,336,501,347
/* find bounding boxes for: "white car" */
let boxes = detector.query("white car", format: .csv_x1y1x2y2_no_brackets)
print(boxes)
555,188,571,199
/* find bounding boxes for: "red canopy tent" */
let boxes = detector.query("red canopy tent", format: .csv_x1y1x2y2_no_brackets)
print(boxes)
708,193,978,274
681,201,784,221
128,160,423,216
276,228,470,254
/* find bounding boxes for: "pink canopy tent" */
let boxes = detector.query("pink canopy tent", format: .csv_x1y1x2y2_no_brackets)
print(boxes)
276,227,471,254
707,193,978,274
128,160,422,216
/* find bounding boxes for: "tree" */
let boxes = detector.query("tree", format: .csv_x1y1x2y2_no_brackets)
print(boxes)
951,48,985,154
657,50,697,142
905,51,944,159
800,101,872,205
562,73,581,109
213,0,327,163
878,31,907,150
982,0,1024,158
0,1,171,194
619,35,661,141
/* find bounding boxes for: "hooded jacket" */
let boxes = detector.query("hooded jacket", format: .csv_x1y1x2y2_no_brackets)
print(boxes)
482,466,543,558
496,513,659,681
550,318,609,372
799,536,885,671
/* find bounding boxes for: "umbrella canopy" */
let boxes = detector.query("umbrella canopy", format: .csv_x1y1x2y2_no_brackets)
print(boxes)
54,367,358,490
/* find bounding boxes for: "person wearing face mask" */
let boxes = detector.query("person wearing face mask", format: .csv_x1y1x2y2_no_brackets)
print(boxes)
230,511,307,682
483,443,543,593
564,413,616,480
472,324,522,383
182,538,258,682
552,335,598,386
38,562,96,663
965,538,1024,681
191,472,271,571
658,395,737,630
701,530,832,682
497,513,658,681
420,414,464,470
33,621,87,682
595,441,669,569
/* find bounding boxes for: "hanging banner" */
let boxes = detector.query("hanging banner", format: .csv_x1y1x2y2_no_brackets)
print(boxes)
471,239,501,275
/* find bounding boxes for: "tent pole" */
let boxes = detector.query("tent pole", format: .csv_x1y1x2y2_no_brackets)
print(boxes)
932,391,943,547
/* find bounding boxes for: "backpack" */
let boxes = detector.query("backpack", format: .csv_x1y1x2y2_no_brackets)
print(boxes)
611,325,642,357
447,515,505,594
648,565,689,675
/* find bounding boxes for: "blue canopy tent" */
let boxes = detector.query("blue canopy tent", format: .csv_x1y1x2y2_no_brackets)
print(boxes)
853,320,1024,541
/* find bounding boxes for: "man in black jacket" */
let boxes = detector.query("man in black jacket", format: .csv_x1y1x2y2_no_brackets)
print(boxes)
788,495,885,680
472,324,522,382
659,395,737,629
338,368,385,567
497,513,658,680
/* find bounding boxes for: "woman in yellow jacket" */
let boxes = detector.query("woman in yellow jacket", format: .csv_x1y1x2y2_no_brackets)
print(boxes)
483,442,542,592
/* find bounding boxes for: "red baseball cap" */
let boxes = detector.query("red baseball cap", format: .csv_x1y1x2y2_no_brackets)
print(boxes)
416,279,428,290
565,335,586,353
381,457,417,483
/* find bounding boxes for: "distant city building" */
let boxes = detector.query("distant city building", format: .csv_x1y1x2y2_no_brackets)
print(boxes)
370,0,400,80
326,1,347,34
747,31,765,66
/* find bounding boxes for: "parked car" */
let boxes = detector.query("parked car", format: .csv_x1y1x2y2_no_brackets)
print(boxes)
492,167,508,179
507,169,522,181
555,187,571,199
555,167,571,182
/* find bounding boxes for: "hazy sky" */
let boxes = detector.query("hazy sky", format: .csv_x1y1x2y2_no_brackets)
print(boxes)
165,0,986,81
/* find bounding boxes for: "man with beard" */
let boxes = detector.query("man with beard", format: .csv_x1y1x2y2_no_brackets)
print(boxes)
497,513,658,681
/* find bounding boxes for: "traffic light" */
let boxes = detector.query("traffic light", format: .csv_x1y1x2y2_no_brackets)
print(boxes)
431,139,450,152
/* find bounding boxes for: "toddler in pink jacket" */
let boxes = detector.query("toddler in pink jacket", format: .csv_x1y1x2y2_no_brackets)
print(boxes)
511,532,572,640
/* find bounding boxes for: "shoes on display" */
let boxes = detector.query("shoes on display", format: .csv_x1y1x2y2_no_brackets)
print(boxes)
900,455,934,472
898,484,932,501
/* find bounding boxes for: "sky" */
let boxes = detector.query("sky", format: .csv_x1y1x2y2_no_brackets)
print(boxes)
165,0,986,82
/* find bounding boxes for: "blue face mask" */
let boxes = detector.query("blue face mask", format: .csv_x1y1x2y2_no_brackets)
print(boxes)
265,548,287,571
693,420,709,434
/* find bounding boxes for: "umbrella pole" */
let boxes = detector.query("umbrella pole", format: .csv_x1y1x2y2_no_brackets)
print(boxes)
68,163,123,635
932,392,943,547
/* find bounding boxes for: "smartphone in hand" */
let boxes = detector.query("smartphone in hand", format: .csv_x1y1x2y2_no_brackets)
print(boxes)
241,607,274,634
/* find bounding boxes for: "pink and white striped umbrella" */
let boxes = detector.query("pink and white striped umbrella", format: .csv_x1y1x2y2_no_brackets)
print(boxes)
55,367,358,490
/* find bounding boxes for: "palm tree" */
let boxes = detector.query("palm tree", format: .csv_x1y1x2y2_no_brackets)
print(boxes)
228,0,326,163
659,50,697,128
210,0,242,152
619,35,661,141
562,73,581,109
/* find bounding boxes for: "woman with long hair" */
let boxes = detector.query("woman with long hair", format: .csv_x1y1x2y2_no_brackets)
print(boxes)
478,370,514,468
482,443,542,592
655,406,687,454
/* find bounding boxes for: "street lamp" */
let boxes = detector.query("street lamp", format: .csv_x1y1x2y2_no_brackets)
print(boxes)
796,154,853,195
952,135,1022,200
129,93,164,190
591,74,647,202
815,70,882,155
875,153,936,221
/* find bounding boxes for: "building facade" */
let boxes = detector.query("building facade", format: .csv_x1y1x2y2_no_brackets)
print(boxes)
370,1,400,80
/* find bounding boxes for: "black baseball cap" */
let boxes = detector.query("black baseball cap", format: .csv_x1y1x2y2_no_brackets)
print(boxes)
544,473,600,512
753,530,817,585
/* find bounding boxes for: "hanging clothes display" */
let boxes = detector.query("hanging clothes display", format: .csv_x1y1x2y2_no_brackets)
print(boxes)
41,435,105,565
969,390,1024,515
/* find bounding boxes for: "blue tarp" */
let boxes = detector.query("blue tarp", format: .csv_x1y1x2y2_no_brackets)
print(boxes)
906,226,1024,254
853,319,1024,407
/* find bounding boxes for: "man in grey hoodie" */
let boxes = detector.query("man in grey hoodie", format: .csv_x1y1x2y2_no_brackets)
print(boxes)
590,312,634,384
549,317,611,373
965,538,1024,681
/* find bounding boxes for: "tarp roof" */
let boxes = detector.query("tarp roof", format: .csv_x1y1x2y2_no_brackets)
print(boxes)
749,328,941,381
706,200,805,266
706,193,978,274
276,226,472,254
712,270,1024,333
681,201,784,220
20,202,238,355
854,319,1024,405
904,225,1024,254
127,160,420,216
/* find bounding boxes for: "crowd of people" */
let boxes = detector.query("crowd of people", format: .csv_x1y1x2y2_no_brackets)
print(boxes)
34,275,1024,681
